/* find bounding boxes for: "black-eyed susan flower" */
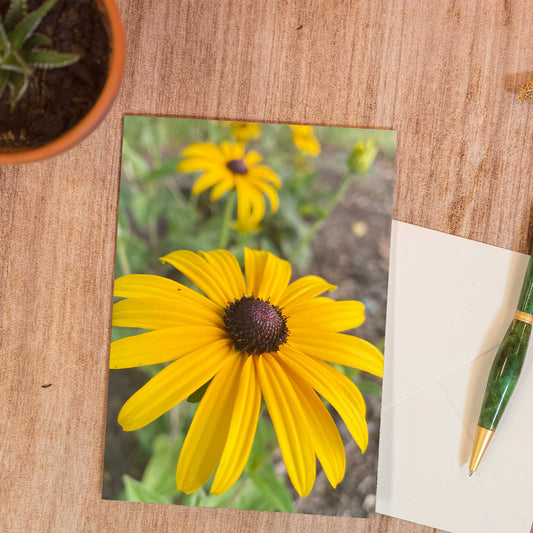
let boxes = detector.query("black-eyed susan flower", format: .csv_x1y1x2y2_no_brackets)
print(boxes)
111,248,383,497
177,142,280,232
290,125,321,156
227,121,262,143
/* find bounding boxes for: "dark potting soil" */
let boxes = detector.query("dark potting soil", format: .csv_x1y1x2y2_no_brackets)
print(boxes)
0,0,110,149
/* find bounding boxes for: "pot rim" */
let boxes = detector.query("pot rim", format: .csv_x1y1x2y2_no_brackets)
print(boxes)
0,0,126,165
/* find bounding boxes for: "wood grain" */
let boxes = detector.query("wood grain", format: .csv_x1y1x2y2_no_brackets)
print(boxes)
1,0,531,531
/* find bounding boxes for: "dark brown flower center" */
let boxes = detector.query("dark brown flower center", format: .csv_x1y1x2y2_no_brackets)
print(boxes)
226,158,248,175
223,295,289,355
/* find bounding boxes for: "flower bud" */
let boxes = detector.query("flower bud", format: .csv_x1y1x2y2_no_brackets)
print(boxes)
348,139,378,174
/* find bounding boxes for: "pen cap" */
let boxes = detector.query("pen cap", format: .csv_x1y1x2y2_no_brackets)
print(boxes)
517,253,533,314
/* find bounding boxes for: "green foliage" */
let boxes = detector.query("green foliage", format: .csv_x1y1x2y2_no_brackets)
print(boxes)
117,413,295,513
0,0,80,108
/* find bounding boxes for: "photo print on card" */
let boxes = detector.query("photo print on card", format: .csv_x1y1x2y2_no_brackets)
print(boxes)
103,116,396,518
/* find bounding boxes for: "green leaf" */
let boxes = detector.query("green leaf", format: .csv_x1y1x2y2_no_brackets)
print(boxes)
143,157,180,182
141,434,182,497
1,50,29,73
0,19,10,50
122,139,150,178
134,410,169,456
22,48,79,69
7,70,28,105
356,379,382,398
187,379,211,403
122,474,172,504
4,0,27,30
130,193,164,228
247,416,277,472
26,32,52,48
8,0,57,50
249,463,294,513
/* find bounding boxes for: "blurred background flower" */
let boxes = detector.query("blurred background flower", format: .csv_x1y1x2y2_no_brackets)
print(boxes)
290,125,321,156
227,121,262,143
177,141,280,237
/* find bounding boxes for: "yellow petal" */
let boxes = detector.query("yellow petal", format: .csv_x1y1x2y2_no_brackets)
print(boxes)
278,276,336,310
278,345,368,452
235,179,256,229
281,361,345,487
191,170,228,195
250,166,281,187
110,325,227,369
211,355,262,494
290,125,313,137
247,178,279,213
288,328,383,376
118,339,234,431
160,250,231,307
210,178,234,201
243,181,266,225
177,158,223,173
114,274,220,314
287,298,365,331
112,297,223,330
255,354,315,497
256,252,291,304
198,249,246,300
232,218,261,235
220,141,244,161
244,150,262,167
244,247,269,296
176,354,243,494
181,143,225,163
230,123,261,143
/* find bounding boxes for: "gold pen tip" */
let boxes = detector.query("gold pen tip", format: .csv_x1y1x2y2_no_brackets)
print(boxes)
469,470,474,477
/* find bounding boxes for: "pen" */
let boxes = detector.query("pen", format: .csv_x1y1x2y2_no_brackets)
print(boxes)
468,250,533,475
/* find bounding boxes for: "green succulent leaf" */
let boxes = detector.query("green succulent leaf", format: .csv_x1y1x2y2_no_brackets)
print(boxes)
7,71,29,106
26,32,52,48
0,0,81,107
22,49,80,69
0,68,8,96
8,0,57,50
4,0,28,30
1,50,30,74
0,19,10,51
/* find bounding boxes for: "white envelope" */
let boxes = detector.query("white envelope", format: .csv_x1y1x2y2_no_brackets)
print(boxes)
376,221,533,533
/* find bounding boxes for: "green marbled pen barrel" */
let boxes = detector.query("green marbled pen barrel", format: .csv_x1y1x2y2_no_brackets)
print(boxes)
469,252,533,475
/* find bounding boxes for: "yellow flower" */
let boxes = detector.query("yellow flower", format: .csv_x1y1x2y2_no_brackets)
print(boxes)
290,125,320,156
177,142,280,231
111,248,383,497
228,122,261,143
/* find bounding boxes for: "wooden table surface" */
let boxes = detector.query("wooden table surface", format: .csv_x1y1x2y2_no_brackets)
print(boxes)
1,1,531,531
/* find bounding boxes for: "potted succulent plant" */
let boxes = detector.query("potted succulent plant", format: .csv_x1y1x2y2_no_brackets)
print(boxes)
0,0,125,164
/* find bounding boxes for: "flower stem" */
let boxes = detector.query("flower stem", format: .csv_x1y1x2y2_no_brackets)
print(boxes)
116,238,131,276
289,171,356,262
219,192,236,248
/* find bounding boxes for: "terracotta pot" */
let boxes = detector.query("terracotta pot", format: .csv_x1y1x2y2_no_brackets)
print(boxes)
0,0,126,165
